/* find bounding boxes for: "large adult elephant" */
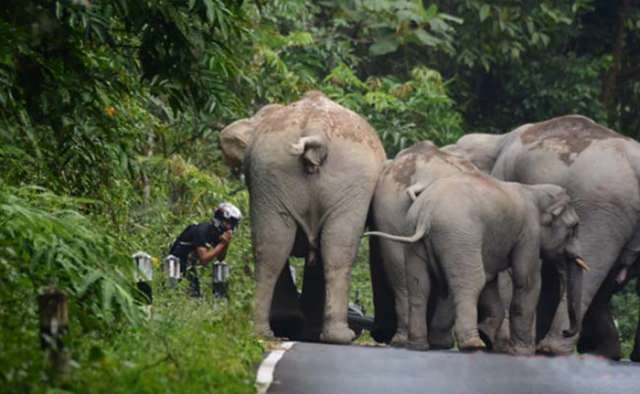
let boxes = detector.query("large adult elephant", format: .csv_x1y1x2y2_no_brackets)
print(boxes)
220,91,386,344
369,141,480,346
445,114,640,355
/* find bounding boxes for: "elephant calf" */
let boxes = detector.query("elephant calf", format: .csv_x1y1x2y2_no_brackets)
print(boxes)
369,141,480,346
367,173,587,355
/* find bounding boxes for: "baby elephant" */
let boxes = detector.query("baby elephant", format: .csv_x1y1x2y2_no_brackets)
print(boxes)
367,173,588,355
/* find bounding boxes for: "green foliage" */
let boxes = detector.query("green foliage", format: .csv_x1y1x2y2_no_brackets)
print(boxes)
0,0,250,201
232,1,465,155
323,64,463,156
70,291,263,394
337,0,462,56
0,184,143,389
2,0,640,390
612,283,640,357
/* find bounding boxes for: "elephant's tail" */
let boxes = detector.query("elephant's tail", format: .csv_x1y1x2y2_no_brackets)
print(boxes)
364,224,428,243
289,135,328,174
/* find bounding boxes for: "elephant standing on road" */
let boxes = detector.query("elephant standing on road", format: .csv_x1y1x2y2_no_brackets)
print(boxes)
220,91,386,344
445,115,640,356
367,173,586,355
369,141,479,346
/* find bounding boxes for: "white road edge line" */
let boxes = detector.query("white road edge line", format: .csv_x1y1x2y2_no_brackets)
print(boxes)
256,341,296,394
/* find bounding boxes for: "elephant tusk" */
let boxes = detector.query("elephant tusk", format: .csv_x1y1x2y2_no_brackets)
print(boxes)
575,257,590,271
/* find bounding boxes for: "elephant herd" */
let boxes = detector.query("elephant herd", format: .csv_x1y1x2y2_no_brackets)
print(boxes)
220,91,640,360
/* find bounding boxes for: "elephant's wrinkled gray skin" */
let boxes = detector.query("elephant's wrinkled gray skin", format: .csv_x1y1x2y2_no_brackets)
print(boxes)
444,114,640,356
367,173,585,355
220,91,386,344
369,141,479,346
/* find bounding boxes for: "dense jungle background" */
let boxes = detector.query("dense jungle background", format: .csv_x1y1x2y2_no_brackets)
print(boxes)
2,0,640,392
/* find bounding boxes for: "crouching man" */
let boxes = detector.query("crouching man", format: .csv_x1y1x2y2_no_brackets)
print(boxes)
168,202,241,298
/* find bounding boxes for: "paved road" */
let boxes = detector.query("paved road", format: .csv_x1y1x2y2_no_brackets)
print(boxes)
265,342,640,394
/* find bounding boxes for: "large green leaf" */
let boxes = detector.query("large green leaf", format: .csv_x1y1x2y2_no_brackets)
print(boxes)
414,29,440,46
369,36,400,56
479,4,491,22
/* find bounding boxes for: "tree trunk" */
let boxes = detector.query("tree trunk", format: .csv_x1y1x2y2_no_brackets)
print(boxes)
143,132,154,207
38,288,70,382
601,0,631,126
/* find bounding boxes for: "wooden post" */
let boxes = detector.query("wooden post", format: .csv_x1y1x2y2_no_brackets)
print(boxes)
38,288,70,381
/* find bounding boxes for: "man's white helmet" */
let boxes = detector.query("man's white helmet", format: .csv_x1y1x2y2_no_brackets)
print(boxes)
213,202,242,228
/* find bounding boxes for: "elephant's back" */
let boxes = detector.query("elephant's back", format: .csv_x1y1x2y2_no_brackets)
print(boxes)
510,115,631,171
502,118,640,233
249,91,385,162
376,141,479,197
426,174,524,260
428,174,522,230
373,143,481,234
567,139,640,220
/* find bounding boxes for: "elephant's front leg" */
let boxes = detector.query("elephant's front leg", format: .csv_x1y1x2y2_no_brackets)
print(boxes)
253,210,297,338
478,277,506,351
509,242,542,356
405,243,431,350
538,225,624,355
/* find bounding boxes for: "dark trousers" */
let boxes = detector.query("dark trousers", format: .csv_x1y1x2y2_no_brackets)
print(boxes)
180,258,229,299
180,258,202,298
213,281,229,299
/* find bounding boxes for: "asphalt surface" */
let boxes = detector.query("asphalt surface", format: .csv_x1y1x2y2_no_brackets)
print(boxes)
267,342,640,394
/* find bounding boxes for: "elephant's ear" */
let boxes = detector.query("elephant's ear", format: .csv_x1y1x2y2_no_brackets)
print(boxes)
220,118,255,170
219,104,284,169
541,192,572,226
406,183,428,202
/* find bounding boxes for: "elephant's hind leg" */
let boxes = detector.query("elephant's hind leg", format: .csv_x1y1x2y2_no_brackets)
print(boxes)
318,205,369,344
380,239,410,346
405,243,431,350
436,244,487,351
509,241,542,356
253,210,297,339
369,236,397,343
478,277,506,352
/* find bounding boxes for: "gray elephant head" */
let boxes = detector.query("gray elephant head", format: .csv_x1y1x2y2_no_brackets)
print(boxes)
530,184,587,338
219,104,284,169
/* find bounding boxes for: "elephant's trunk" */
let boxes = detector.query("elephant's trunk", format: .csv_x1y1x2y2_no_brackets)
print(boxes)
563,255,585,338
364,225,427,244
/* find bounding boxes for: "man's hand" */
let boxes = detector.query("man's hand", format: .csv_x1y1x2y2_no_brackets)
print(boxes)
220,230,233,245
